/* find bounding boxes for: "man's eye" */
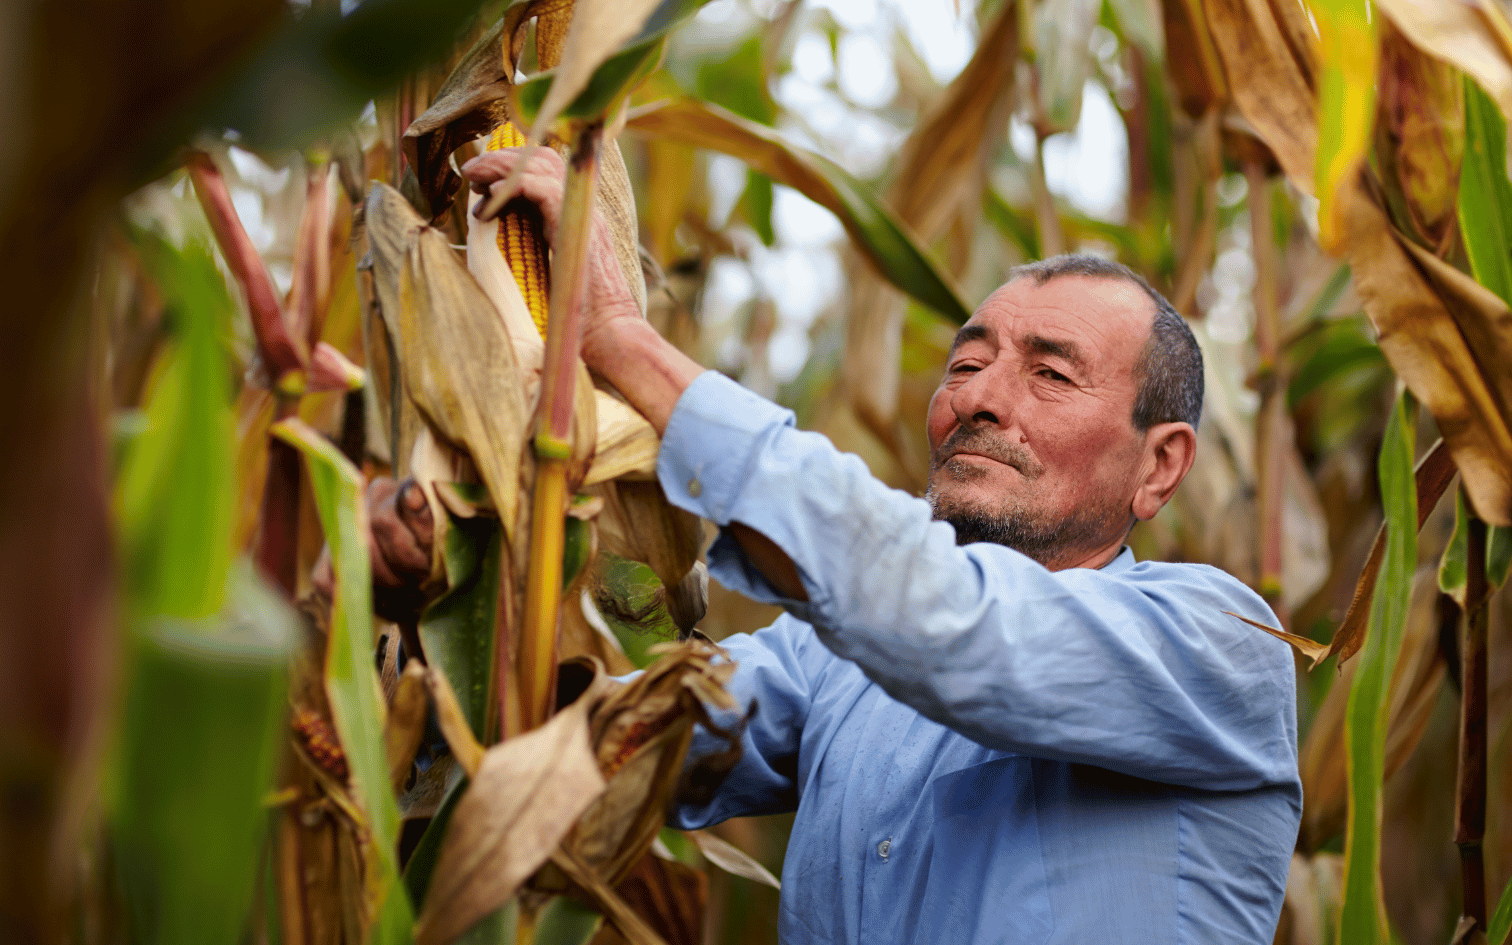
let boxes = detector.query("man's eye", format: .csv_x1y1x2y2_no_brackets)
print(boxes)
1038,367,1071,383
950,363,981,374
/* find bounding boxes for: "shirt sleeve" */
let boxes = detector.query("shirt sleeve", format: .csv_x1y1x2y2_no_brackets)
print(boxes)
670,616,816,828
658,372,1298,792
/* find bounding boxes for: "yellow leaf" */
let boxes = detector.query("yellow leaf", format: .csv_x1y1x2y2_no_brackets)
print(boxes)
1311,0,1377,251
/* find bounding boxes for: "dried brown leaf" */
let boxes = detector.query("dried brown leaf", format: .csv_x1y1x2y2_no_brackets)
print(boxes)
413,683,610,945
1340,191,1512,527
1327,438,1456,667
1223,610,1331,667
1374,0,1512,122
1203,0,1317,186
366,181,534,536
589,853,707,945
385,661,428,791
1163,0,1228,116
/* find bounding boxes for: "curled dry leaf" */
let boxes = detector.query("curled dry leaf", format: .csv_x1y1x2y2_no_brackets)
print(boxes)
534,640,738,904
1203,0,1317,187
588,852,707,945
413,672,614,945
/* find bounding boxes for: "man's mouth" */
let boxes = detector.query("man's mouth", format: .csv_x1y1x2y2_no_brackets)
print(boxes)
932,430,1038,478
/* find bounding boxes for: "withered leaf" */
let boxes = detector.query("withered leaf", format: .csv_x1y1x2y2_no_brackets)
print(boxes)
588,853,707,945
413,679,610,945
1327,437,1455,668
366,180,533,536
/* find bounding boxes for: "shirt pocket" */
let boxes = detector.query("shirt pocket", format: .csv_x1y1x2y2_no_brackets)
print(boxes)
920,756,1053,945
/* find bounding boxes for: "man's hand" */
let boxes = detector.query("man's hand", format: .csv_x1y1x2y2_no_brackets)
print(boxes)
312,476,435,624
460,147,642,369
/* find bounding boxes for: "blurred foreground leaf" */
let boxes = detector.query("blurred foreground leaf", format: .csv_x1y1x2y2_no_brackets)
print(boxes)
115,235,236,620
1338,391,1417,945
169,0,494,158
274,417,414,943
113,567,292,945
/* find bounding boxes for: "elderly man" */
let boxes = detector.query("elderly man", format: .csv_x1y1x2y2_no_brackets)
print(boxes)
402,150,1302,944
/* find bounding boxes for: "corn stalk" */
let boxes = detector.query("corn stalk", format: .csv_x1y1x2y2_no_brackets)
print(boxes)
520,121,605,733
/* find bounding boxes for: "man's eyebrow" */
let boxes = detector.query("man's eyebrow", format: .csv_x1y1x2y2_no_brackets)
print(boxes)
949,323,993,355
1023,333,1087,370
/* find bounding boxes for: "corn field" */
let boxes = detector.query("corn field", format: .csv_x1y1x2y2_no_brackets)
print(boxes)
2,0,1512,942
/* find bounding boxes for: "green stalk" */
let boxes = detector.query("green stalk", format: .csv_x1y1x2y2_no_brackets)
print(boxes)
519,122,603,732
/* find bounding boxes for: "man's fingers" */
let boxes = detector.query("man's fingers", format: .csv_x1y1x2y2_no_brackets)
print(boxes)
460,147,568,228
365,477,433,588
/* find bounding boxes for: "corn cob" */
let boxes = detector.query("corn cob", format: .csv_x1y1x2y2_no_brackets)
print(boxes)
487,121,552,338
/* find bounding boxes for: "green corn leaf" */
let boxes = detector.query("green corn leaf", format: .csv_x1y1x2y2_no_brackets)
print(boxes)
273,417,414,943
403,777,467,909
1338,391,1418,945
115,234,235,621
1490,873,1512,945
1488,524,1512,589
421,514,504,742
626,98,972,324
515,35,667,125
1440,489,1471,605
112,566,292,945
1458,77,1512,307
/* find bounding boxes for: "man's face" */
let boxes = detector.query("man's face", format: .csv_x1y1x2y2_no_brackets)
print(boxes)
925,275,1155,568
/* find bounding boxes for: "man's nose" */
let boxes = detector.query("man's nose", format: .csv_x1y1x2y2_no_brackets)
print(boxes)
951,362,1017,429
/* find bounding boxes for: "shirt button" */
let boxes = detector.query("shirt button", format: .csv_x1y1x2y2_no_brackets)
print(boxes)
876,839,890,860
687,477,702,498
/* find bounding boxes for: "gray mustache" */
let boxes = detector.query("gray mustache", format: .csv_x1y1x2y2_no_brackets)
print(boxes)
932,428,1041,477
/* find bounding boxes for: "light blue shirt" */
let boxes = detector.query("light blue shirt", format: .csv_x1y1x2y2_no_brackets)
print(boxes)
657,372,1301,945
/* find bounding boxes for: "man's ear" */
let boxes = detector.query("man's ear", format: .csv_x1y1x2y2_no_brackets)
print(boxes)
1132,422,1197,521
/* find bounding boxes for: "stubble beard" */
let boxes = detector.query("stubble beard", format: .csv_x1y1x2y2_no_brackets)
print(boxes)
925,430,1127,566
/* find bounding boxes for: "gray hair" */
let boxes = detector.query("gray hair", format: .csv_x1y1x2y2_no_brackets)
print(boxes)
1007,254,1203,431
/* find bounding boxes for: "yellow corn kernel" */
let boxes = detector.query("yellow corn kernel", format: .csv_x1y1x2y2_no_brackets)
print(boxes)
487,122,551,338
